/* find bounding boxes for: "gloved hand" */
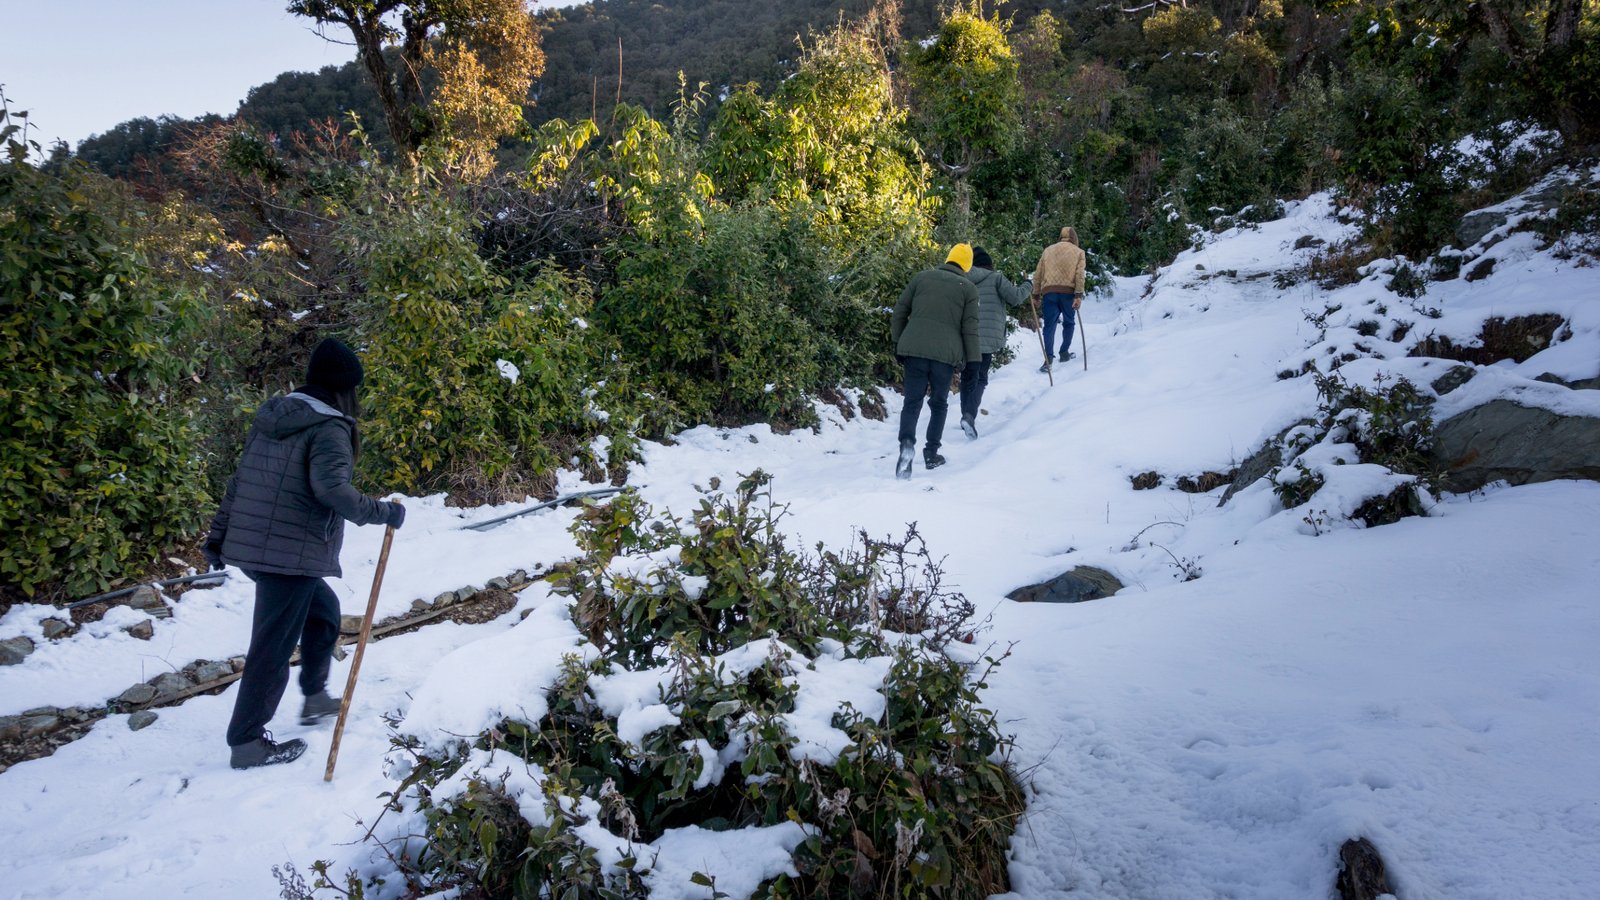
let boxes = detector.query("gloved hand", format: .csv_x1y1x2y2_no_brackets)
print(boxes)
896,355,907,365
384,501,407,530
202,541,225,572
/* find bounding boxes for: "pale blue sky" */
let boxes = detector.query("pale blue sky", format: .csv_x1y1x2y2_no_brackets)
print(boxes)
1,0,583,151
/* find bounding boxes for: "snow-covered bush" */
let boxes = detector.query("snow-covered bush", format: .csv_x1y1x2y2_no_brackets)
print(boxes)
1272,372,1437,530
315,475,1021,898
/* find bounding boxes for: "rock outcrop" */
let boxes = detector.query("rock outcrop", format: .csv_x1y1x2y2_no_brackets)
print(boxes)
1434,399,1600,492
1335,837,1395,900
1219,438,1286,506
1007,566,1124,604
0,636,35,666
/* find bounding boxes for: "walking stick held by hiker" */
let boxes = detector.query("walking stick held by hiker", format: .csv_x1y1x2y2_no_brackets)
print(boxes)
324,525,396,782
1029,290,1054,387
1077,305,1088,371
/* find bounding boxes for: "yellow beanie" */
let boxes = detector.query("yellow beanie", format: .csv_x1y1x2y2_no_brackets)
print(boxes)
945,243,973,272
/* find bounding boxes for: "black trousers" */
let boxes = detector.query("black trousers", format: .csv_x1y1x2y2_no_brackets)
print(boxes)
959,353,993,423
898,356,955,452
226,572,341,746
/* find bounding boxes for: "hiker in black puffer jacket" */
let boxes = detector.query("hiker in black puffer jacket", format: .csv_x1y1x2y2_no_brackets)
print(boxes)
204,338,405,770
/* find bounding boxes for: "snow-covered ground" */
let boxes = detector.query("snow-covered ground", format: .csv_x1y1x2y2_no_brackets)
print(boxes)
3,186,1599,899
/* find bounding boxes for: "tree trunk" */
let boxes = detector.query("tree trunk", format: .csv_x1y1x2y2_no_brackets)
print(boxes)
1477,1,1525,59
1545,0,1582,48
349,21,417,156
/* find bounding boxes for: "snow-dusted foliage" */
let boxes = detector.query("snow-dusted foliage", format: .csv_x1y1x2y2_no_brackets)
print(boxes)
335,476,1020,898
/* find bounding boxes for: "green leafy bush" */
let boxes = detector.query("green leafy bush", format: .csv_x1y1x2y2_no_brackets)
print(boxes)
340,476,1022,897
0,107,211,601
343,167,625,502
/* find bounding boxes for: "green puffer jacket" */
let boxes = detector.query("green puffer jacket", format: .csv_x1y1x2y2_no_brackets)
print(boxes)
891,262,980,367
967,267,1032,354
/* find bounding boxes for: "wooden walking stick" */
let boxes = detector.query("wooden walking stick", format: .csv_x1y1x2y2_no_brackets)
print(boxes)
324,525,396,781
1029,292,1054,387
1077,305,1088,371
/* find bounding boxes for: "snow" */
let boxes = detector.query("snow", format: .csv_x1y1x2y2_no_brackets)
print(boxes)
4,180,1599,898
400,591,589,750
495,358,520,383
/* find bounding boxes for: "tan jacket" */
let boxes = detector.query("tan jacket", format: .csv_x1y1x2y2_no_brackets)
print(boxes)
1032,226,1086,298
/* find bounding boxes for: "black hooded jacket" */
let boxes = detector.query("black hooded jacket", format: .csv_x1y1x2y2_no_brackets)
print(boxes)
207,393,390,578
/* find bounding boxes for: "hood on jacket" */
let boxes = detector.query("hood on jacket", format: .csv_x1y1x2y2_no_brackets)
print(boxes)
967,267,997,285
254,393,350,440
1059,226,1079,245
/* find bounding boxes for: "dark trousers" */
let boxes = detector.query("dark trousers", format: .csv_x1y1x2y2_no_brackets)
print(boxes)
959,353,993,422
1042,292,1077,359
226,572,341,746
898,356,955,452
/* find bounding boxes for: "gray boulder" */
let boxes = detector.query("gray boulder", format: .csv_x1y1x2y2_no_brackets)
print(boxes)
0,636,35,666
127,710,160,732
1007,566,1124,604
1434,400,1600,492
20,714,61,738
1455,210,1508,248
149,672,193,703
193,661,234,684
1431,365,1477,396
1534,372,1600,391
1219,440,1283,507
128,585,171,619
116,684,158,706
40,618,72,640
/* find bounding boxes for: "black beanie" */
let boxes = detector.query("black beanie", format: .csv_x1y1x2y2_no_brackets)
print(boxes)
972,246,994,270
306,338,364,391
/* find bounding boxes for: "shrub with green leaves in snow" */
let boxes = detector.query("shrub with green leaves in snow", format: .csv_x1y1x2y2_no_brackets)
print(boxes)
311,475,1022,898
1272,372,1437,529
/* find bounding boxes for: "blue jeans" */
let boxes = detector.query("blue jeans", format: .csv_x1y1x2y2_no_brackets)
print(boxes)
898,356,955,453
1041,292,1077,359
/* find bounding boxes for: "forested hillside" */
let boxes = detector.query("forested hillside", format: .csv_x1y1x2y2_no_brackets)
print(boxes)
78,0,1600,273
5,4,1600,895
12,0,1600,602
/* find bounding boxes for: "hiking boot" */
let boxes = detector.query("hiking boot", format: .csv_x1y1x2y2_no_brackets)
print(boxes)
1038,360,1053,373
1059,350,1076,362
300,690,343,725
960,416,978,440
230,732,307,770
924,451,947,470
895,439,915,480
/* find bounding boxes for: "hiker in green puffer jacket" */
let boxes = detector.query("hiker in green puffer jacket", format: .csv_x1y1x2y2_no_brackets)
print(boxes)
958,246,1031,439
891,243,980,479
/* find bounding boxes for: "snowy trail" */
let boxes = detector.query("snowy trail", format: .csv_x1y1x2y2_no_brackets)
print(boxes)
0,591,566,897
990,482,1600,900
5,192,1600,898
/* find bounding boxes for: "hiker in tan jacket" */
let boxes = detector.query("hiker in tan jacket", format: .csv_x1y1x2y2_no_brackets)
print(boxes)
1031,226,1086,372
